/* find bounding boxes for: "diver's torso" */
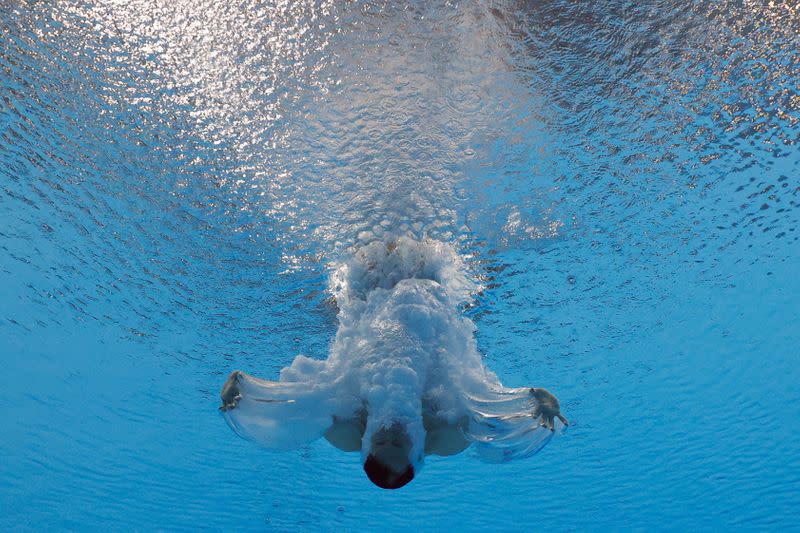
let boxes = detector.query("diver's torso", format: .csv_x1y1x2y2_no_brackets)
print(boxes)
330,277,471,426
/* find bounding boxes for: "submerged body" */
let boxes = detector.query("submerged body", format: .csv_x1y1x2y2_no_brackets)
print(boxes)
220,238,567,489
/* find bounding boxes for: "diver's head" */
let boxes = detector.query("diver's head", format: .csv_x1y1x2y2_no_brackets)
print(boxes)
363,424,415,489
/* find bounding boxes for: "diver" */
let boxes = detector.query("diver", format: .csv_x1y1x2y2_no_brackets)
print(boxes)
221,371,566,489
219,237,568,489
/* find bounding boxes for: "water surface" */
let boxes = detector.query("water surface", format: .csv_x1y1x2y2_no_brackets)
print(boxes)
2,0,799,530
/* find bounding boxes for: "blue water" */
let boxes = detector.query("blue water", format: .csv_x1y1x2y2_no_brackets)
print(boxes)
2,0,799,530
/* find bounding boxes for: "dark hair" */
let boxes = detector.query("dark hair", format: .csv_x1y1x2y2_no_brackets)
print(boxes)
363,454,415,489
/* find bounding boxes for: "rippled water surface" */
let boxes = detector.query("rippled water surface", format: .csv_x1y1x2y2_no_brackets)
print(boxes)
2,0,799,530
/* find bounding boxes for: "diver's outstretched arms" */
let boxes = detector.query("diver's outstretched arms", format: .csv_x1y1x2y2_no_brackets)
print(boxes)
220,369,297,411
218,369,340,449
220,370,243,411
529,387,569,431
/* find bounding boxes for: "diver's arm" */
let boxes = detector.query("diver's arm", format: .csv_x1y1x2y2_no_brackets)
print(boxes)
422,413,470,456
529,387,568,431
461,385,566,462
218,370,336,449
220,370,244,411
324,416,366,452
424,422,470,456
219,370,293,411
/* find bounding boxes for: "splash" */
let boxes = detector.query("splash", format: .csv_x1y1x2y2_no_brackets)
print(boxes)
221,237,566,486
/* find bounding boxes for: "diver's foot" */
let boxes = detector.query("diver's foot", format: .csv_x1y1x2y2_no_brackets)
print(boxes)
530,387,569,431
219,370,243,411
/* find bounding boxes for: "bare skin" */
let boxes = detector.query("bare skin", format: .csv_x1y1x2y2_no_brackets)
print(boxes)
324,414,366,452
530,387,569,431
219,370,568,488
221,374,568,434
219,370,242,411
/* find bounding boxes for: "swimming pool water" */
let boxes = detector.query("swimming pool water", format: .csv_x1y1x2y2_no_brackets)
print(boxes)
2,0,799,530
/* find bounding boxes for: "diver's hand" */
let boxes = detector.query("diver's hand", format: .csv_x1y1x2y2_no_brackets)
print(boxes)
530,388,568,431
220,370,243,411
